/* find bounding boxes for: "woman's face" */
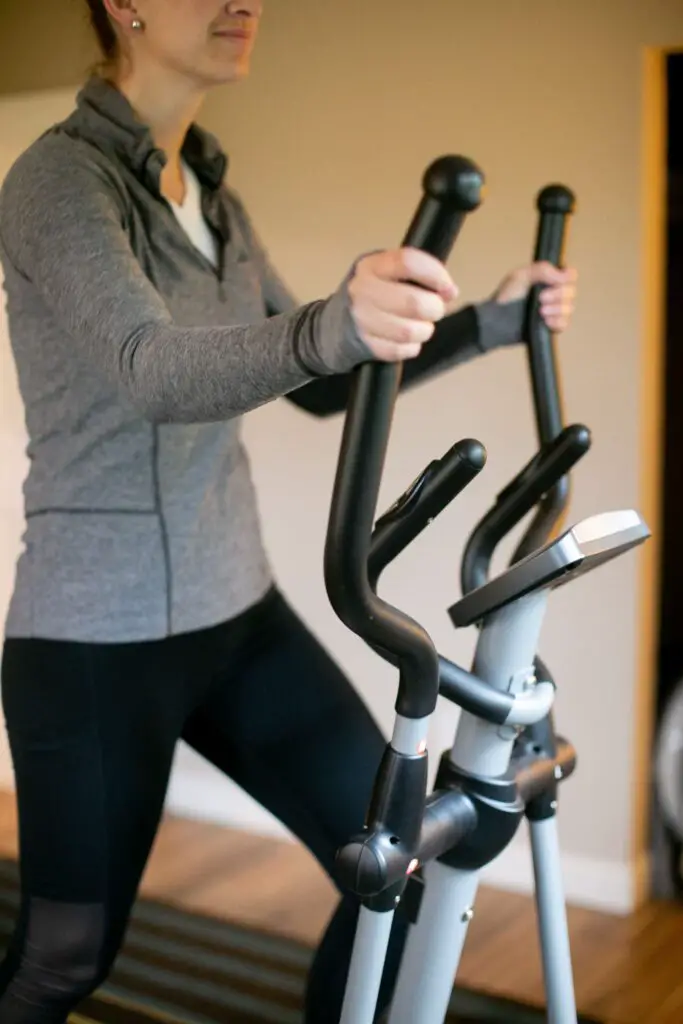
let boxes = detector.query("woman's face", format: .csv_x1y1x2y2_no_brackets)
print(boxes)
122,0,263,86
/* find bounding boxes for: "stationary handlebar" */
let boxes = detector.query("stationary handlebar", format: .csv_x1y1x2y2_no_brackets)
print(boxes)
460,423,591,596
324,156,485,721
368,438,486,592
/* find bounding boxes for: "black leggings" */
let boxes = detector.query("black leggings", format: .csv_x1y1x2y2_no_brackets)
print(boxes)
0,588,408,1023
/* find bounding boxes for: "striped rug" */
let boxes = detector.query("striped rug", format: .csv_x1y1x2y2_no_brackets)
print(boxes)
0,860,600,1023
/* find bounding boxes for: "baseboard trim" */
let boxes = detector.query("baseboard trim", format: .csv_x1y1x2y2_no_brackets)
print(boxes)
481,839,646,916
167,775,642,916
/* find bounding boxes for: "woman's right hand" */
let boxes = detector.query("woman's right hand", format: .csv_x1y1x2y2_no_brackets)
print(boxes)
348,248,459,363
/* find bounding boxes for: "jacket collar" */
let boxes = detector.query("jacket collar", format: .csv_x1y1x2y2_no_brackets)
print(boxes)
67,76,229,196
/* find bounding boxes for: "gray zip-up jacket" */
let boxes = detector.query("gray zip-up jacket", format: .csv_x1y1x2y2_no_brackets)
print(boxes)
0,77,523,643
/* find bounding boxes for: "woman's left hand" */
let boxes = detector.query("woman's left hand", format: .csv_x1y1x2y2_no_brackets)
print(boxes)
494,261,578,333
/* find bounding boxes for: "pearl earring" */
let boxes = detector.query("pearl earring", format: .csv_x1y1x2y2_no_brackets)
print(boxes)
131,17,144,31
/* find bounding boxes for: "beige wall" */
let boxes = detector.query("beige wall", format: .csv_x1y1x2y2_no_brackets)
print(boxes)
1,0,682,913
0,2,94,96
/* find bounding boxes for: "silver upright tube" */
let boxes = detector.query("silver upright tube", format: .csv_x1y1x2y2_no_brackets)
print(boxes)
388,591,552,1024
392,714,431,755
340,712,432,1024
529,817,578,1024
451,591,550,776
387,860,479,1024
340,906,395,1024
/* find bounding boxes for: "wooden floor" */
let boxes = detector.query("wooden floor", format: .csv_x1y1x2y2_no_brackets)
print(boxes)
0,790,682,1023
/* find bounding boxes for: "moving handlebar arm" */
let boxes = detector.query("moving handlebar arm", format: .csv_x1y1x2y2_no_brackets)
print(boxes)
324,156,485,722
325,155,484,891
324,157,486,1024
525,186,575,446
458,185,580,600
513,184,577,563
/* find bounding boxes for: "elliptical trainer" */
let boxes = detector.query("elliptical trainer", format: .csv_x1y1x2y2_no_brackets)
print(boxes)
323,158,650,1024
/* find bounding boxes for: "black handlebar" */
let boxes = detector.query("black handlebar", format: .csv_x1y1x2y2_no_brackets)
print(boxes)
460,184,580,596
324,156,485,720
459,424,591,596
368,438,486,592
512,184,576,563
526,185,575,444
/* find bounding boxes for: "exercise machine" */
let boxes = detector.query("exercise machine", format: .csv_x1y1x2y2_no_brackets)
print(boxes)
323,157,651,1024
326,157,650,1024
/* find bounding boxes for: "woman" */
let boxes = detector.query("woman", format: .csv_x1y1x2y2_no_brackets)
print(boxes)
0,1,577,1020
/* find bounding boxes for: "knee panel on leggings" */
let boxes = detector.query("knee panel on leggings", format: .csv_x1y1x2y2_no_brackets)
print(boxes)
0,899,106,1023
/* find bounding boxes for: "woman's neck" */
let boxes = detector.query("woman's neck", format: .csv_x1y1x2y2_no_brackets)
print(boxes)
116,69,207,204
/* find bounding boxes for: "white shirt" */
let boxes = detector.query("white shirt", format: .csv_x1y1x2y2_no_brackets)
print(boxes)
168,161,219,268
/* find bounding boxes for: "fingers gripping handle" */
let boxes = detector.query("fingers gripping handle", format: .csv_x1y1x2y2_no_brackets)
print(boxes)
324,156,485,722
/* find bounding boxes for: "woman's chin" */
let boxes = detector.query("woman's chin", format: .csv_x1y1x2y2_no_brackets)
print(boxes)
198,58,252,88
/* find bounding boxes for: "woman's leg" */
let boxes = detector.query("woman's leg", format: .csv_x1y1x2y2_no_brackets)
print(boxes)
0,635,190,1023
181,589,410,1023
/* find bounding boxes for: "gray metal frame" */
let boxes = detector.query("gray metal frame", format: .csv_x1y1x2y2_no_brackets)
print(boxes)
376,510,648,1024
339,712,432,1024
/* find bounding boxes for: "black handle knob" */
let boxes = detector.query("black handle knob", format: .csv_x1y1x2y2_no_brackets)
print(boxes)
324,156,485,722
402,156,485,259
537,184,576,217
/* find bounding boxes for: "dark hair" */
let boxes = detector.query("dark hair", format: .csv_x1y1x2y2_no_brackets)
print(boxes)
85,0,119,64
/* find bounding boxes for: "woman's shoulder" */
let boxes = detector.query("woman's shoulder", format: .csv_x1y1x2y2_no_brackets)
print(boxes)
1,124,127,226
0,125,128,272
